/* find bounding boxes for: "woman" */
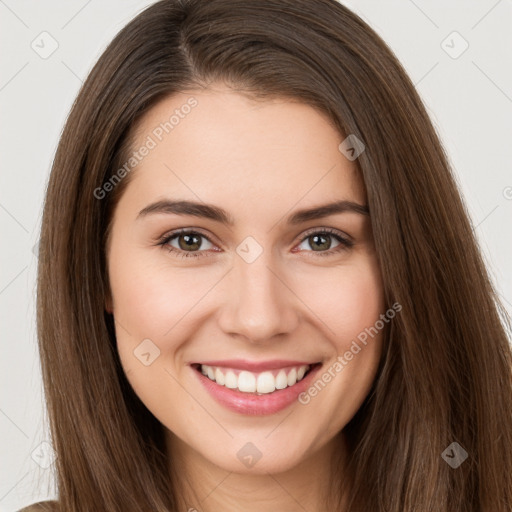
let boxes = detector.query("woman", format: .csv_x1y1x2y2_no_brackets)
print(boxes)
21,0,512,510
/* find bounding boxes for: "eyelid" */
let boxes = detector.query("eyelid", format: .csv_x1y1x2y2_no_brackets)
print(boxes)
156,226,352,244
156,226,353,258
156,227,218,245
299,226,353,243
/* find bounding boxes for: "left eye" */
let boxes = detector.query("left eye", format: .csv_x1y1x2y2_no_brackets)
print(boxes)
296,231,344,253
157,228,353,259
293,228,354,257
160,230,215,258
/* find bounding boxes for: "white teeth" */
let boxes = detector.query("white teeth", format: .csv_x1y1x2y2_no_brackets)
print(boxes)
275,370,288,390
256,371,276,394
215,368,225,386
199,364,311,394
238,371,256,392
287,368,297,386
225,370,238,389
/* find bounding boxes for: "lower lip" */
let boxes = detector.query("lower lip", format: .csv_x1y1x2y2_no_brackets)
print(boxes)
192,363,322,415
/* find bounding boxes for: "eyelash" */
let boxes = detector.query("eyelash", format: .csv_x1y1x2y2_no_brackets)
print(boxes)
156,227,354,259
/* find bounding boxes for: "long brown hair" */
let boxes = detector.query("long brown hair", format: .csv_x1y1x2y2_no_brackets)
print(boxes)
34,0,512,510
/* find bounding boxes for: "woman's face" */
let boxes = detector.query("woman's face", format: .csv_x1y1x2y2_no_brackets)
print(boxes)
106,85,385,475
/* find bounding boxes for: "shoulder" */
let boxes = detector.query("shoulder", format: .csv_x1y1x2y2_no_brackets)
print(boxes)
17,500,59,512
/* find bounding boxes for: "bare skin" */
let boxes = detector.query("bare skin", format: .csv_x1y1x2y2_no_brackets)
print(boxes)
105,83,385,511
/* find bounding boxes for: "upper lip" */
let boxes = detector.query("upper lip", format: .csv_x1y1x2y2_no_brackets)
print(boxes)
192,359,320,372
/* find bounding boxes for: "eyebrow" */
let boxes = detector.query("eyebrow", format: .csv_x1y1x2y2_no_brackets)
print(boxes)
136,199,369,225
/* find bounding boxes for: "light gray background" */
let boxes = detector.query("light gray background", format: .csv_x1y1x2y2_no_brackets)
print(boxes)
1,1,511,510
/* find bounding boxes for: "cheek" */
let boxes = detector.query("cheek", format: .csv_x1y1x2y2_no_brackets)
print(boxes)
342,271,384,341
296,256,385,345
336,263,385,385
108,248,223,381
108,253,192,416
294,262,385,437
109,248,205,335
110,246,384,353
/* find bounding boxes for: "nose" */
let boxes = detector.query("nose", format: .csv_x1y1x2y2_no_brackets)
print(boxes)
216,250,299,344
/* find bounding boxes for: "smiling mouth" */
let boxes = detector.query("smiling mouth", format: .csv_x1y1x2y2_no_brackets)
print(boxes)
191,362,321,395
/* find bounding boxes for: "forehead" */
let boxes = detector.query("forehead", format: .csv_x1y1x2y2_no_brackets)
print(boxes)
120,86,365,218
